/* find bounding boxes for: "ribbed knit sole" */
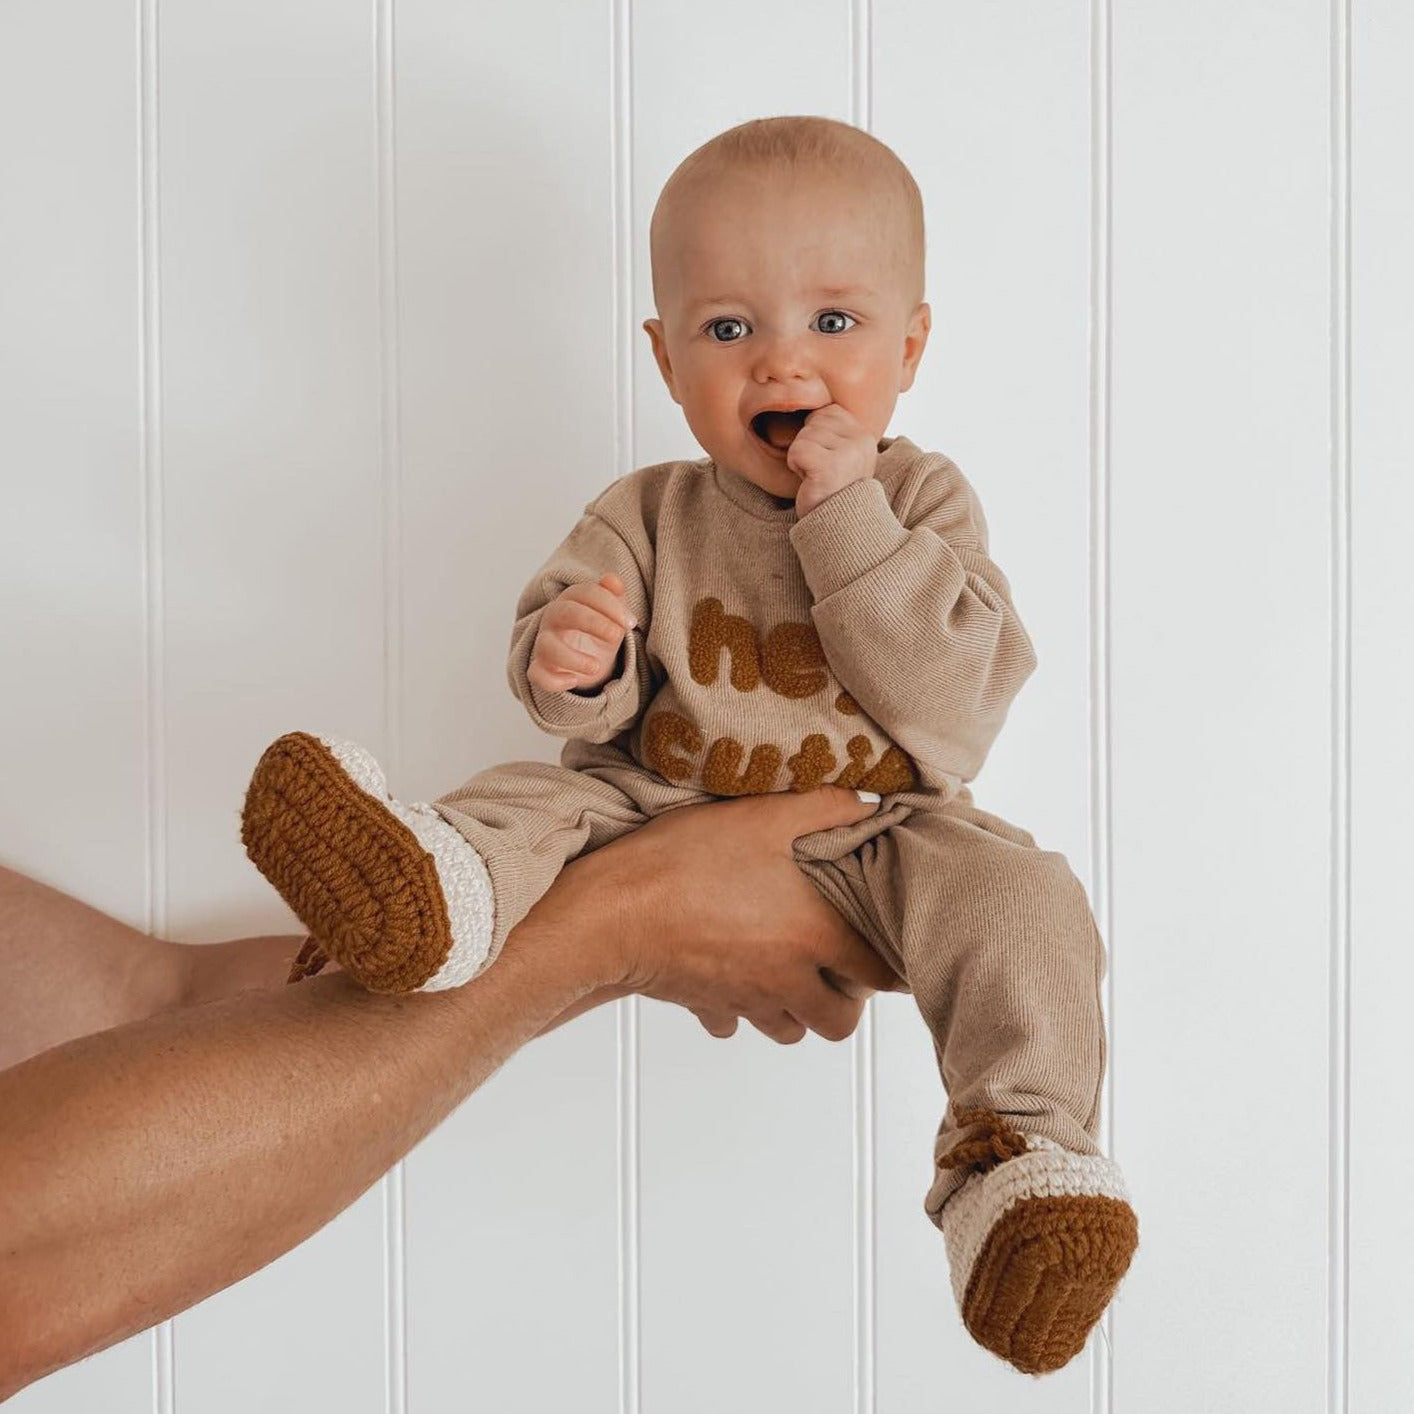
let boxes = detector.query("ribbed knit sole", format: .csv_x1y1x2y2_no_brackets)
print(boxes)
936,1131,1137,1375
961,1192,1138,1374
241,731,492,994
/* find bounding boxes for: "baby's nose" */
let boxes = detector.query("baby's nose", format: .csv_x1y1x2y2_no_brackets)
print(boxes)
751,331,814,382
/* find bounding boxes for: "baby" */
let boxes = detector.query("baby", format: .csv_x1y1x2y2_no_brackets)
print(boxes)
241,115,1137,1376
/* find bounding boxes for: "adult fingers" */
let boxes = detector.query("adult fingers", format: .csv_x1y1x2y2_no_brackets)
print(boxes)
819,966,868,1000
781,972,869,1043
690,1006,739,1039
823,930,908,997
779,872,907,1001
746,1009,809,1045
761,782,885,848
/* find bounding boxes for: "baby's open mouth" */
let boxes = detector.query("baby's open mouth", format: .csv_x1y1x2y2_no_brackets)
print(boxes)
750,408,813,450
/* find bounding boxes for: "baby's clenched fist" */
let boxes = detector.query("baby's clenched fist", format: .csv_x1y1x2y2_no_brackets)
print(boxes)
527,572,638,694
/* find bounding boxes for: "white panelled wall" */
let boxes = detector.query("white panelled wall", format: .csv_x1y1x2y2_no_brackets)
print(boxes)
1,0,1409,1410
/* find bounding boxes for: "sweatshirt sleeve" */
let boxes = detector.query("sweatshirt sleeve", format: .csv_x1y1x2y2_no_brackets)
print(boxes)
787,460,1037,792
506,492,655,744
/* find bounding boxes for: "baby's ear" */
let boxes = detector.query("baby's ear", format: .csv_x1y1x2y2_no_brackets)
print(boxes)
642,319,680,404
899,302,931,393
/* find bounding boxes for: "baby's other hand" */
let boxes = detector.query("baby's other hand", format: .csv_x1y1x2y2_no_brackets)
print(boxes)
528,572,638,694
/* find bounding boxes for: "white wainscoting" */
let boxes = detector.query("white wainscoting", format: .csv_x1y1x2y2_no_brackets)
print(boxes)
2,1,1409,1410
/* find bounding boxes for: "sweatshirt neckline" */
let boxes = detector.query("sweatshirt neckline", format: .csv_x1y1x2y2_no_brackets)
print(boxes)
708,435,917,523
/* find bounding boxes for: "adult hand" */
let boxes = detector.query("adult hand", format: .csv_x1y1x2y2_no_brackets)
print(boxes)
527,785,902,1045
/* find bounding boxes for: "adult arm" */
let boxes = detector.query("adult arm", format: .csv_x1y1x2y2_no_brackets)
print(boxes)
0,864,320,1073
0,784,895,1399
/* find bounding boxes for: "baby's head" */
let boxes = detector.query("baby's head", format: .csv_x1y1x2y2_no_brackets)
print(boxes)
643,115,930,501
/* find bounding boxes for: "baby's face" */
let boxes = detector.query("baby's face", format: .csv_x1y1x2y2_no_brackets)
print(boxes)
644,166,929,502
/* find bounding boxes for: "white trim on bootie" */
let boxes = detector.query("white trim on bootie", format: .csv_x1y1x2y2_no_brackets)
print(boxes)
321,736,495,992
938,1136,1132,1312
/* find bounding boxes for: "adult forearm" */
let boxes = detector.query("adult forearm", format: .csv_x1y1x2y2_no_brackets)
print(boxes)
0,915,604,1400
0,784,892,1399
0,864,196,1072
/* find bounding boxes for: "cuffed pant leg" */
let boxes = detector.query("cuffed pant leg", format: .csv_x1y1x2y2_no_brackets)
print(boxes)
801,792,1108,1220
433,760,648,965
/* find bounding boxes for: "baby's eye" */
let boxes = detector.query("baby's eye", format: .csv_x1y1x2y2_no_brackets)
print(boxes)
815,310,855,335
707,317,748,343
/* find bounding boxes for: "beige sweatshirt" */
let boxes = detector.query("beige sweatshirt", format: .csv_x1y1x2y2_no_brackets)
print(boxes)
505,434,1037,804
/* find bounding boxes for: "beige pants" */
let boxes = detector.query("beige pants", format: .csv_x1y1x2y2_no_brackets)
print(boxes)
434,737,1107,1221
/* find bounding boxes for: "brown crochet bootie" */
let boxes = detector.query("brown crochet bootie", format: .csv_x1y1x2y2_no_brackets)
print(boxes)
241,731,496,993
932,1108,1138,1376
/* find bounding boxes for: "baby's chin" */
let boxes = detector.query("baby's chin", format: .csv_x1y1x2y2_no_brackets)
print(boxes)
747,451,803,504
748,471,799,508
710,435,802,505
718,467,796,507
762,469,801,506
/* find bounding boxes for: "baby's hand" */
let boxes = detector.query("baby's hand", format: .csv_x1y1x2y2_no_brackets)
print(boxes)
528,572,638,694
787,403,878,518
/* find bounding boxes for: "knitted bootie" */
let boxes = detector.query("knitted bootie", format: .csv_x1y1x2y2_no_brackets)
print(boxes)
241,731,494,993
934,1108,1138,1375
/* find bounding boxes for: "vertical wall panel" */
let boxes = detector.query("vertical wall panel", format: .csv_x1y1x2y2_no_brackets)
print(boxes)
155,2,388,1409
0,19,148,903
1349,2,1414,1408
631,5,860,1410
1110,3,1331,1410
0,9,148,1411
395,2,621,1409
872,3,1097,1405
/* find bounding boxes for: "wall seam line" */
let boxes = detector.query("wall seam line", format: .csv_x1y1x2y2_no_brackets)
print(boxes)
850,2,876,1411
139,0,173,1403
613,1,640,1411
1089,0,1116,1406
1326,0,1352,1409
376,0,409,1409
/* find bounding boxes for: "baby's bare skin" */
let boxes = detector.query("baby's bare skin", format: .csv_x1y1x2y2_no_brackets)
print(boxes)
0,785,894,1400
527,570,635,695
